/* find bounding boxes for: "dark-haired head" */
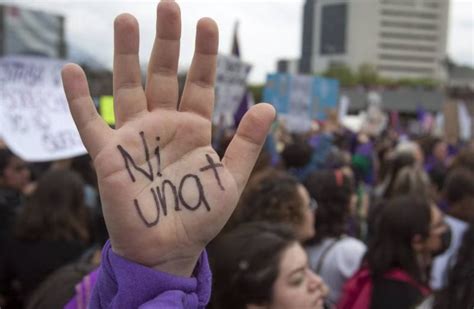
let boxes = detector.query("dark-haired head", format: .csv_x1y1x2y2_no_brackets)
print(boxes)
450,149,474,173
0,148,30,191
429,163,448,202
71,155,97,187
0,148,14,175
281,141,312,169
391,166,431,199
431,139,448,162
15,169,90,243
304,169,354,243
443,168,474,222
433,222,474,309
209,222,296,309
379,150,417,198
235,169,315,241
366,195,440,283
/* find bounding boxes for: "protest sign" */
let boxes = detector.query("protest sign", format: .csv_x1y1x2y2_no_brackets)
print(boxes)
289,75,313,117
213,55,251,126
338,95,350,121
263,73,291,114
458,101,472,140
0,56,86,161
433,112,444,137
361,91,388,136
443,101,460,143
285,75,313,132
100,96,115,125
263,73,339,131
341,115,364,132
312,77,339,120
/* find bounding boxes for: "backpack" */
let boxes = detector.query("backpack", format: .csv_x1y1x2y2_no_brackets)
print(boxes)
338,267,430,309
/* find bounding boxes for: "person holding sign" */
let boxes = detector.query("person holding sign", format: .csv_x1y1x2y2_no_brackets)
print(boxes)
61,0,276,307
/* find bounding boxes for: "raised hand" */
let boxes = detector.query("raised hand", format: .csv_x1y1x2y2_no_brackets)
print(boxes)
61,0,275,277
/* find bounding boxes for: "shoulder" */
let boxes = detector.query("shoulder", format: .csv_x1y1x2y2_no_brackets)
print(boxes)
334,237,366,255
306,239,333,266
331,237,366,276
445,215,468,234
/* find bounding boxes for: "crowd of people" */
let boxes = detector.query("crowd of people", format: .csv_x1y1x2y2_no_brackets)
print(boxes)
2,112,474,308
1,1,474,308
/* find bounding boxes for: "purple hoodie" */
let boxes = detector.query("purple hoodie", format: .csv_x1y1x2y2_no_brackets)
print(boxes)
65,241,211,308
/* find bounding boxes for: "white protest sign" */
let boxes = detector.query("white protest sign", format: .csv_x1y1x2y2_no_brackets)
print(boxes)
213,55,251,126
363,100,387,136
433,112,444,137
342,115,364,132
0,56,86,161
458,101,472,140
338,95,350,121
285,75,312,132
289,75,312,116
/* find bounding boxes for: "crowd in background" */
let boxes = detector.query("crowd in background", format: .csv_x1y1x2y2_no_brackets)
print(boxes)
1,112,474,308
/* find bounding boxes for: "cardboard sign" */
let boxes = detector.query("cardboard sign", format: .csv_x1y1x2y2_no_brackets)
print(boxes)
213,55,251,126
0,56,86,161
443,101,460,143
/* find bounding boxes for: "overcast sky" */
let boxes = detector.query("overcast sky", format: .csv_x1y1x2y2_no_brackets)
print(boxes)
1,0,473,83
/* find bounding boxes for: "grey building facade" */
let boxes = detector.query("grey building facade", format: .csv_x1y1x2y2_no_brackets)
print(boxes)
299,0,450,80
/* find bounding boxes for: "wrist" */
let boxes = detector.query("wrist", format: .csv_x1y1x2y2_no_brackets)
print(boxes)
110,240,203,277
150,254,201,277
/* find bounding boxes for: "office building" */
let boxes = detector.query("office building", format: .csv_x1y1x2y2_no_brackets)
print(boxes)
299,0,450,80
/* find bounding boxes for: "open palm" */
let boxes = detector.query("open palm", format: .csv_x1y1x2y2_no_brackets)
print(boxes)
61,1,275,276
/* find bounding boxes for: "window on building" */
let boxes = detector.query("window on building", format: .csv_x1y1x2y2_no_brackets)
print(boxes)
381,21,437,31
380,32,438,41
381,9,438,19
379,53,436,63
380,0,416,7
378,65,434,73
379,43,437,52
424,2,439,9
320,3,347,55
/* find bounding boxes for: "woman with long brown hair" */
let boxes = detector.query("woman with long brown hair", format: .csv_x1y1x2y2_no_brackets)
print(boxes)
0,169,91,308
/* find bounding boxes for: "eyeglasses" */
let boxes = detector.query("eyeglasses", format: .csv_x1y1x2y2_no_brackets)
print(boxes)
309,198,318,211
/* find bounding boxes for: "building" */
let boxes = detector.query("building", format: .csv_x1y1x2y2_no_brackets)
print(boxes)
0,5,66,58
277,59,300,74
448,64,474,90
299,0,450,81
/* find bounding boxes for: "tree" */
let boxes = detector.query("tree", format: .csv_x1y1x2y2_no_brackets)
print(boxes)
358,63,379,87
322,64,358,87
248,84,264,103
398,78,439,89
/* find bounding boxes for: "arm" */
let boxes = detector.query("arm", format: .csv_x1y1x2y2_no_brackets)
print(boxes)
90,242,211,308
61,1,275,307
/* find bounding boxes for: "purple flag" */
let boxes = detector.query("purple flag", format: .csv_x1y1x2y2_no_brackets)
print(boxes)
231,20,251,127
231,21,240,57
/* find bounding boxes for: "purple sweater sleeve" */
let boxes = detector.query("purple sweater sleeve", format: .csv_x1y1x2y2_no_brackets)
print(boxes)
89,241,212,309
